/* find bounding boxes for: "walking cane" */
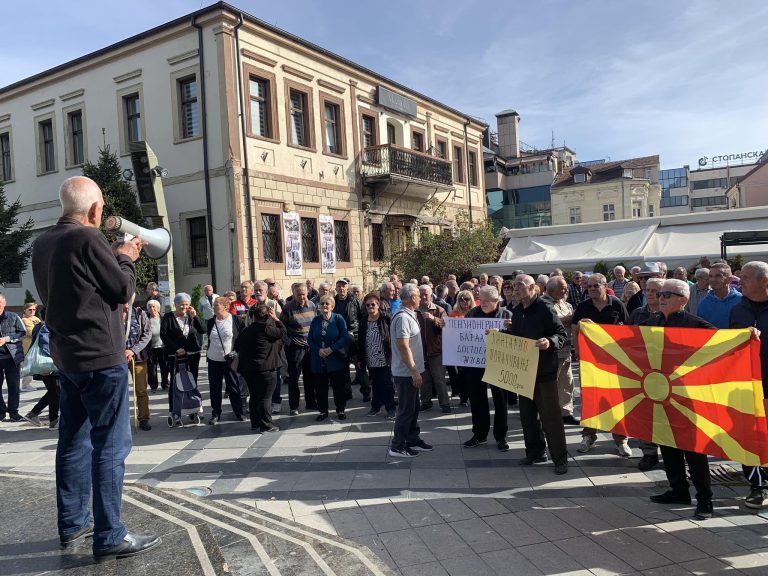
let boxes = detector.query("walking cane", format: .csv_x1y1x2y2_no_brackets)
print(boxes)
125,294,138,432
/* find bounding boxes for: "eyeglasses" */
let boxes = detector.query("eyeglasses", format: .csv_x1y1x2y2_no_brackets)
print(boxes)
587,283,603,288
320,302,332,306
659,291,684,299
459,296,472,302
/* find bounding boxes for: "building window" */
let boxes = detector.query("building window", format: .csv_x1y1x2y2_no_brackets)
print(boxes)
602,203,615,221
453,145,464,183
289,89,309,147
468,151,478,186
124,94,142,143
178,76,199,139
188,216,208,268
0,132,12,182
412,131,424,152
623,168,633,178
436,139,447,159
573,173,586,183
387,123,396,145
321,98,344,156
39,119,55,173
261,214,282,262
644,167,652,180
569,207,581,224
361,114,377,149
68,110,84,166
334,220,350,261
249,77,270,138
649,204,655,217
301,217,318,262
632,203,642,218
371,223,384,261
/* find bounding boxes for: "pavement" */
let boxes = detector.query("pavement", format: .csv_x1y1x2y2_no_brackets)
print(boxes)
2,361,768,575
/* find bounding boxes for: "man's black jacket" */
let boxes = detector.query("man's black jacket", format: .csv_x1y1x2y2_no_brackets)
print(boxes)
504,296,567,379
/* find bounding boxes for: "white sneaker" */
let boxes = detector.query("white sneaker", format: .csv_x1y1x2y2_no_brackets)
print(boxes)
577,436,596,453
616,440,632,458
21,383,37,392
271,403,281,415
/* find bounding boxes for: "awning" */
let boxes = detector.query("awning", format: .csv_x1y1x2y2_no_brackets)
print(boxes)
479,207,768,275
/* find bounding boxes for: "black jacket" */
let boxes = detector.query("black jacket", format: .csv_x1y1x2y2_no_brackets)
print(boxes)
357,313,392,366
160,312,204,356
236,317,287,373
504,296,567,379
334,295,361,336
464,304,512,374
31,217,136,372
642,310,714,329
730,297,768,392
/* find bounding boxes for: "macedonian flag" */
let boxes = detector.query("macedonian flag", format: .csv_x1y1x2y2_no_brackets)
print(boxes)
578,323,768,466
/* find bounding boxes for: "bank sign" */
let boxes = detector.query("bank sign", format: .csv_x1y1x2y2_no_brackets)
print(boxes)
698,150,764,167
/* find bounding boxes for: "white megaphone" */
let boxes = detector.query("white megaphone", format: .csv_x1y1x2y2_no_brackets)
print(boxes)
104,216,172,259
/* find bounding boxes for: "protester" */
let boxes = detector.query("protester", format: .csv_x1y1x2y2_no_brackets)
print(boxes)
626,262,664,314
572,272,632,457
500,278,516,308
432,284,452,314
686,268,710,314
621,281,641,305
20,301,41,392
697,262,741,327
446,289,475,405
280,285,317,414
308,295,349,421
334,279,366,401
416,285,449,413
22,308,60,429
462,286,513,451
0,294,25,421
311,282,332,306
644,278,715,520
630,265,642,283
445,280,459,308
388,283,432,457
205,296,244,425
608,266,629,300
358,293,396,418
505,275,569,474
144,282,165,310
198,284,218,322
567,271,585,307
123,301,152,431
541,276,578,425
230,280,256,318
145,300,169,391
236,303,286,432
729,261,768,509
305,279,319,301
31,176,160,560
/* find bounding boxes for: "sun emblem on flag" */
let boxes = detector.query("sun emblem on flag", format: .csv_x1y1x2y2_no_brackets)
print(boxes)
578,323,768,466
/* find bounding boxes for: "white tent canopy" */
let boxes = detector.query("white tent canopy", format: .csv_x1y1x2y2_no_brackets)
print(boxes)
479,207,768,275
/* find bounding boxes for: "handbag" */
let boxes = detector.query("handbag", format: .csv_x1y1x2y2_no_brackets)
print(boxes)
20,331,57,377
213,319,239,372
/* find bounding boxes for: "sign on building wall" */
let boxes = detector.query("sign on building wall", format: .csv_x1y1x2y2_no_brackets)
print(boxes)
377,86,417,118
319,214,336,274
282,212,303,276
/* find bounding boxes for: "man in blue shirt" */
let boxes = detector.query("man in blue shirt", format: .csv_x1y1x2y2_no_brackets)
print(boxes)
697,262,742,328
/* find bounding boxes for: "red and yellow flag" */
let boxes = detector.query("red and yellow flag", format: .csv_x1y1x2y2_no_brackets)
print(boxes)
578,323,768,466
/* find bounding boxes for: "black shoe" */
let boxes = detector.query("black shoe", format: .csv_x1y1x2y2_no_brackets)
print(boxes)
519,455,547,465
650,490,691,505
93,532,161,563
316,413,329,422
407,439,433,452
362,395,371,403
695,501,713,520
60,522,94,548
497,441,510,452
420,401,433,411
345,392,353,401
336,412,347,420
260,426,280,433
562,415,580,425
554,462,568,475
0,413,5,421
463,436,487,448
8,413,23,422
234,414,245,422
208,416,219,426
306,402,318,410
638,454,660,471
138,420,152,432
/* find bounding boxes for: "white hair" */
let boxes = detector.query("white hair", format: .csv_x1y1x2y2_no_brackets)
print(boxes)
419,284,433,293
59,176,102,216
400,283,419,301
742,261,768,281
613,266,626,274
646,278,665,291
694,268,710,280
546,276,567,293
664,279,690,298
478,285,499,300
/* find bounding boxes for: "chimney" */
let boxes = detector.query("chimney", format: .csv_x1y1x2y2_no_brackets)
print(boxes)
496,110,520,159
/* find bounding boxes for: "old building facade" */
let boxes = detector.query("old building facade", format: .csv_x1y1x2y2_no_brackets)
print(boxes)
0,2,486,305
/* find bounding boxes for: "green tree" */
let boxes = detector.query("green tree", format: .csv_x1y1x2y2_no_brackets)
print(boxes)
0,182,34,286
383,220,502,282
24,289,36,304
191,283,203,319
727,253,745,273
593,260,609,277
82,146,156,291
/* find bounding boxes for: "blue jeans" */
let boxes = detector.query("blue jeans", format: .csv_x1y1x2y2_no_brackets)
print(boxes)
369,365,395,412
57,365,132,550
207,359,243,418
391,375,422,450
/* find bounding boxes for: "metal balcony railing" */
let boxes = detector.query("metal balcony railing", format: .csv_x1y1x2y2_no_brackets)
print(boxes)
361,144,453,186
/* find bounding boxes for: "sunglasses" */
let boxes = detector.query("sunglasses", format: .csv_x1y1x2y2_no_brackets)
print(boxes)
659,291,684,299
459,296,472,302
365,302,378,307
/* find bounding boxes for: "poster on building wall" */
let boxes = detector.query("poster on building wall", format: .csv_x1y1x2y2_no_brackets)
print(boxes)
320,214,336,274
282,211,303,276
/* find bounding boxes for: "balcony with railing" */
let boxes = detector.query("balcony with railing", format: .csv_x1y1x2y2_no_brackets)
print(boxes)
360,145,453,192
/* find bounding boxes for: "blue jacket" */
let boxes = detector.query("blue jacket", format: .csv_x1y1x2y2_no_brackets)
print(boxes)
308,313,349,373
0,311,26,365
730,297,768,392
696,287,743,328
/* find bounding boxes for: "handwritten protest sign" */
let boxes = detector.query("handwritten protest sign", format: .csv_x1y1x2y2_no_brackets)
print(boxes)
482,331,538,399
442,317,506,367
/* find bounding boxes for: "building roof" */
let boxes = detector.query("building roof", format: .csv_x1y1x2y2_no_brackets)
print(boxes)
0,2,486,128
552,155,659,188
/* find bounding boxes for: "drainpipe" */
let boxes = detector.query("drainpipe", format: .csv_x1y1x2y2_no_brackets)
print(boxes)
191,15,216,289
233,13,256,282
463,120,473,225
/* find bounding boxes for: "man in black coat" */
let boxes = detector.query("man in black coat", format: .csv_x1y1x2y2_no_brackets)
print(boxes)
506,275,569,474
334,279,370,400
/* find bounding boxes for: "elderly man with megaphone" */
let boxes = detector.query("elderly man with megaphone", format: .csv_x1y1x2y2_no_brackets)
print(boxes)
31,176,164,563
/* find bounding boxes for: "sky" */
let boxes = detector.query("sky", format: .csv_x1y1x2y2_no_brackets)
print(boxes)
2,0,767,169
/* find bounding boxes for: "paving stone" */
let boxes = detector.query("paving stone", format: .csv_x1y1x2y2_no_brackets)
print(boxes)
400,560,450,576
394,500,445,527
428,498,477,522
459,497,508,517
517,541,587,574
351,469,411,490
658,519,746,556
516,508,582,541
410,468,469,490
292,512,337,535
483,512,548,547
448,518,509,554
328,507,377,538
439,552,494,576
360,503,411,534
479,548,544,575
414,522,473,561
680,556,739,574
569,497,648,528
555,535,637,575
621,525,708,563
587,529,672,571
640,566,695,576
380,528,437,568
